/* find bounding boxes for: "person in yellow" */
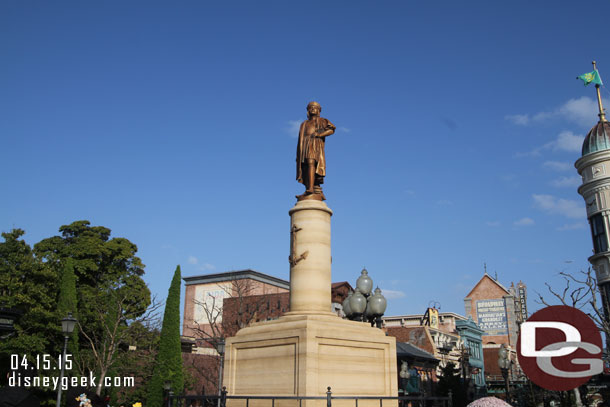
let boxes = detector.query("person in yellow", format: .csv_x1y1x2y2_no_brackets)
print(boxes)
296,101,336,200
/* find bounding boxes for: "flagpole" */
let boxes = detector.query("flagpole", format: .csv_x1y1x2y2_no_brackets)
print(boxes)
593,61,606,121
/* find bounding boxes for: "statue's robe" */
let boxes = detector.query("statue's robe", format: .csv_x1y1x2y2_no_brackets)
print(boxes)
296,116,336,184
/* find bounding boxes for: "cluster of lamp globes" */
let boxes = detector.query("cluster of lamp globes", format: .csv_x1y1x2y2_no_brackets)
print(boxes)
497,344,511,372
342,268,388,328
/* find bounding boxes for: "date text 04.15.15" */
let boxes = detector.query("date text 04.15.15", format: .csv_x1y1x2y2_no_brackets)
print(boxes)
11,354,73,371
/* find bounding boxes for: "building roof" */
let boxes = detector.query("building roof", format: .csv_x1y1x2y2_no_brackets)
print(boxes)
383,311,467,321
330,281,353,304
331,281,353,289
465,273,510,299
183,269,289,289
396,342,438,364
582,120,610,156
456,316,485,335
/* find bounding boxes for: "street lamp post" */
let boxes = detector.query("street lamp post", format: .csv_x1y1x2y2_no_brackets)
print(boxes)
460,344,470,380
0,307,23,339
163,380,171,407
498,344,511,404
56,312,77,407
459,343,472,402
215,338,226,407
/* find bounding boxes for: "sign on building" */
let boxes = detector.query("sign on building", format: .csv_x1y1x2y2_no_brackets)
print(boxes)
194,283,230,324
476,299,508,335
517,284,528,322
420,307,439,329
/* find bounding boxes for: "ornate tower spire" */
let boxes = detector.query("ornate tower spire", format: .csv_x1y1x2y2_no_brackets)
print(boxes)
575,61,610,345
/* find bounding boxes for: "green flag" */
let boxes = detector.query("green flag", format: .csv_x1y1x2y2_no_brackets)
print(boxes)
578,69,603,86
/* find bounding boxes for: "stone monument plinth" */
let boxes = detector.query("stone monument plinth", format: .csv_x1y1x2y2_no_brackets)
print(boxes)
223,200,398,407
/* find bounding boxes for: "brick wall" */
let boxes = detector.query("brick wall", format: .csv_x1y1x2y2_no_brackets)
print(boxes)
464,275,517,346
183,278,289,338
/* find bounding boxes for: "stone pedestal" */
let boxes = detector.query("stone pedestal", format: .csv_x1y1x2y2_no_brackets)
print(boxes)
288,200,333,315
223,200,398,406
224,314,397,406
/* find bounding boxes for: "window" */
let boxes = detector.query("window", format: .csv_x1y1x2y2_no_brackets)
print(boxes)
591,214,608,254
465,339,481,360
601,285,610,318
472,371,483,386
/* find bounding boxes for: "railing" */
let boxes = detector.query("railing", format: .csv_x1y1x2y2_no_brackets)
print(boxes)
168,387,452,407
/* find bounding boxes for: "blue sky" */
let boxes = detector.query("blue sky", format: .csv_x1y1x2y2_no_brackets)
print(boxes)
2,1,608,320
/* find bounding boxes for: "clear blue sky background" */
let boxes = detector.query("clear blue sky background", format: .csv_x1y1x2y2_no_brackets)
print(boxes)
2,1,607,320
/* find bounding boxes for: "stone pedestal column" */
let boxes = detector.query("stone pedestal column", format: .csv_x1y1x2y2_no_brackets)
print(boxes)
223,199,397,405
288,200,333,314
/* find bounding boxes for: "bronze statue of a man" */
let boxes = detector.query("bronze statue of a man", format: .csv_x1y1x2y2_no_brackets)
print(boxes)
296,101,336,200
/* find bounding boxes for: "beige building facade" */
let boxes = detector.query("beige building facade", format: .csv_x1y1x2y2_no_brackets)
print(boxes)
383,311,467,334
182,269,289,340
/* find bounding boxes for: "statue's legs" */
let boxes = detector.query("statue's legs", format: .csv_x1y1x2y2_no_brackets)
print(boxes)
306,159,316,194
297,159,325,201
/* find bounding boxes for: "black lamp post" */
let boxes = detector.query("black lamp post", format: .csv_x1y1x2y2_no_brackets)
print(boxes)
168,390,174,407
459,343,473,402
0,307,23,339
498,344,511,403
460,345,470,381
214,338,226,407
163,380,171,407
56,312,77,407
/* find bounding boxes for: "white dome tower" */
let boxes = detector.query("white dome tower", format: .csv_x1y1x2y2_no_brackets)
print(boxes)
575,61,610,321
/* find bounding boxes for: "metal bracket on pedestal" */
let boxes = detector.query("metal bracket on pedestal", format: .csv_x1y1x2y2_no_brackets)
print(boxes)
289,224,309,266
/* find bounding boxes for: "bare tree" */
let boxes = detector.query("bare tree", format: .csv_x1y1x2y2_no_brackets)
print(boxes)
535,268,608,407
78,292,163,396
187,278,284,392
191,278,273,348
536,268,610,337
184,354,220,395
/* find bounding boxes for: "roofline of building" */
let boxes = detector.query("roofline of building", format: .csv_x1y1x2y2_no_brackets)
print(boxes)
183,269,290,289
331,281,353,288
383,311,467,320
396,341,439,362
455,318,485,335
465,273,510,298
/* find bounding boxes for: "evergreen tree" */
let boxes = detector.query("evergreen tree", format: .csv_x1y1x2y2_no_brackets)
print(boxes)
437,362,467,407
147,266,184,407
0,222,156,399
0,229,59,363
112,321,160,406
35,220,152,395
57,259,79,365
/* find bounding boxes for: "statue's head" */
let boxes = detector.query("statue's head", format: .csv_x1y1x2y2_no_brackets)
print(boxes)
307,101,321,118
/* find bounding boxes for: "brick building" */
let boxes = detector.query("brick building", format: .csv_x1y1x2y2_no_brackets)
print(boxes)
384,311,472,381
384,311,485,397
383,311,469,374
463,273,519,347
182,269,290,346
180,270,355,395
383,311,467,334
463,273,524,394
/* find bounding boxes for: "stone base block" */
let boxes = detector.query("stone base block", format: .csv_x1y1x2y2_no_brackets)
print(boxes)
223,314,397,407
